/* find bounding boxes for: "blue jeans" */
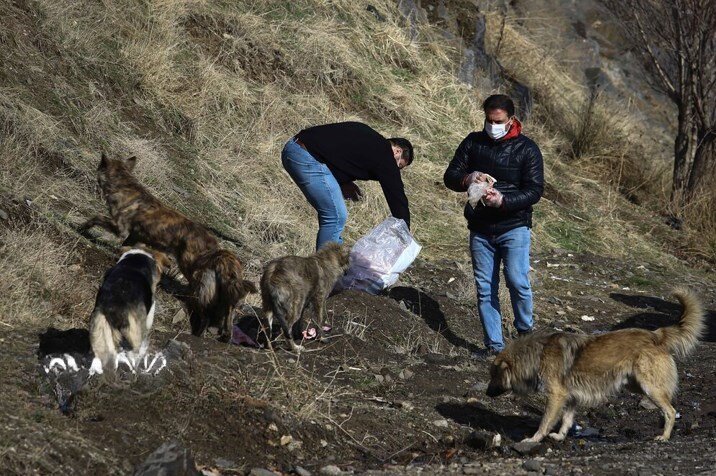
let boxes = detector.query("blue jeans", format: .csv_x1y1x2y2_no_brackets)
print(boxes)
282,138,347,250
470,226,534,351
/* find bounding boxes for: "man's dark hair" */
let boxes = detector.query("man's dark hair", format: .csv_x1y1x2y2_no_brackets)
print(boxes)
482,94,515,117
388,137,414,165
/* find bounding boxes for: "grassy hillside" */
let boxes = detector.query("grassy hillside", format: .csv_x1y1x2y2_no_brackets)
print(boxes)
2,0,715,473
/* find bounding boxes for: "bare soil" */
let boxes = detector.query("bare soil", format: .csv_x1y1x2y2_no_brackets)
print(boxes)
2,244,715,475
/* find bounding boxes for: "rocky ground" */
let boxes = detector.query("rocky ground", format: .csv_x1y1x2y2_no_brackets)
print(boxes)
2,239,715,475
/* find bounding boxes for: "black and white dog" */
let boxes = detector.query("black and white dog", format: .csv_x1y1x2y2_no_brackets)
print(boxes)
89,247,167,375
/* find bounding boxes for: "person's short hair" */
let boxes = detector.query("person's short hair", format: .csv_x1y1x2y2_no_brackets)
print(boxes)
388,137,414,166
482,94,515,117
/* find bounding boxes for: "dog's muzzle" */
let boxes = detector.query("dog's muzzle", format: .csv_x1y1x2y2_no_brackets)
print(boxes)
486,382,507,398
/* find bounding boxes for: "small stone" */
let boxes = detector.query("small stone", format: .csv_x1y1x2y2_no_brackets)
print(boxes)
68,264,81,272
432,419,449,429
399,369,414,380
250,469,278,476
294,466,312,476
319,465,343,476
400,401,414,411
172,309,187,324
280,435,293,446
639,397,658,410
523,459,541,472
545,467,559,476
576,427,600,437
214,458,234,469
287,440,303,452
463,466,482,475
512,440,543,456
268,423,278,432
320,439,328,447
0,209,8,220
374,374,384,384
470,381,488,392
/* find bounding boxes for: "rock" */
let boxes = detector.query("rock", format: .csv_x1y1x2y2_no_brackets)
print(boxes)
294,467,312,476
172,309,187,324
134,440,200,476
250,469,278,476
280,435,293,446
163,339,192,361
470,381,488,392
465,430,501,450
463,465,483,475
319,465,343,476
523,459,542,472
544,467,559,475
374,374,384,384
399,401,414,411
214,458,234,469
512,440,544,456
399,369,414,380
0,209,8,220
432,419,449,429
639,397,658,410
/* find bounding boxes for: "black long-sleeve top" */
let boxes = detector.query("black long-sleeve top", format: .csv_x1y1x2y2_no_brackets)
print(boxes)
297,121,410,228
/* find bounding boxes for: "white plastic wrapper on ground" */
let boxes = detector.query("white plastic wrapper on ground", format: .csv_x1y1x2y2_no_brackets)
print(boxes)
338,217,422,294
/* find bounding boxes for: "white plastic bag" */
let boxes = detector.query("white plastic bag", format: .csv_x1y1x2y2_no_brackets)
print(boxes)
339,217,422,294
467,174,497,208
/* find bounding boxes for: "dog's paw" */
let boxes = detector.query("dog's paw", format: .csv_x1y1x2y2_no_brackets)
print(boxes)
520,436,540,443
548,432,566,442
654,435,670,442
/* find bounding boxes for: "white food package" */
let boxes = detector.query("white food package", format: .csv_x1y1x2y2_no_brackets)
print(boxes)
338,217,422,294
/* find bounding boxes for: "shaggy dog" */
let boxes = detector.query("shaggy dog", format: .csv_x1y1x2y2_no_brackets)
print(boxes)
89,247,169,374
79,153,255,338
260,242,351,352
486,289,705,442
188,248,258,339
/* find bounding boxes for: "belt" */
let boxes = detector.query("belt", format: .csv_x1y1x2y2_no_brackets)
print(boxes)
294,137,308,151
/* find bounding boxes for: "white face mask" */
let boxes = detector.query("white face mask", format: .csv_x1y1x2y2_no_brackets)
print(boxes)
484,120,510,140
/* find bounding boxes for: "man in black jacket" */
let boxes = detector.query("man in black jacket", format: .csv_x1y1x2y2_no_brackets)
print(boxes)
283,121,413,250
443,94,544,359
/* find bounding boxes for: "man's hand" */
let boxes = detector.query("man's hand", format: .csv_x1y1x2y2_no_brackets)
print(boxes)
483,188,503,208
340,181,364,201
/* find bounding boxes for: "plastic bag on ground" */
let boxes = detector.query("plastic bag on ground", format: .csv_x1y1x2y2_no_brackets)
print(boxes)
338,217,422,294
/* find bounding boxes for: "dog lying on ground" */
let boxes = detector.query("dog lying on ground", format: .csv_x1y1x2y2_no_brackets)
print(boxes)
79,153,255,339
188,248,258,339
486,289,705,442
89,247,169,374
260,242,351,352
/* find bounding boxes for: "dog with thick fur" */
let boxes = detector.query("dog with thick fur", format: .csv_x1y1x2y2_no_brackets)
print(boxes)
189,248,258,339
486,289,705,442
79,153,255,338
79,153,219,277
261,242,351,352
89,247,169,374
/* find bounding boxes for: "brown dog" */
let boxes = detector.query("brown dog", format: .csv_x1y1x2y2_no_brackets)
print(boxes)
79,153,218,278
80,153,255,337
260,242,351,352
188,248,258,339
486,289,705,442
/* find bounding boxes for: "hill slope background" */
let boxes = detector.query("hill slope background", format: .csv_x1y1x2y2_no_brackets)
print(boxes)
1,0,715,474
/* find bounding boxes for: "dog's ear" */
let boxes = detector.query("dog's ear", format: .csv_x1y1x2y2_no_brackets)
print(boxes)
125,155,138,172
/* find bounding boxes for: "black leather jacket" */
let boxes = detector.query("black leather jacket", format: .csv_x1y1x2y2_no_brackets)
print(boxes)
443,131,544,235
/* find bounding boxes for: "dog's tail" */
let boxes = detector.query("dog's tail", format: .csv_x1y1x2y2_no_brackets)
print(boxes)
260,266,292,341
89,310,120,372
190,249,256,336
655,288,706,359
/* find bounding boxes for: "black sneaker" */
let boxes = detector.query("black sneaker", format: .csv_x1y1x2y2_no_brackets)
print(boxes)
517,328,534,336
470,348,500,362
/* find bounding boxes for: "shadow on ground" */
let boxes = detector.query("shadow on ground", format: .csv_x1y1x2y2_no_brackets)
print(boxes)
436,401,538,441
610,293,716,342
389,286,481,354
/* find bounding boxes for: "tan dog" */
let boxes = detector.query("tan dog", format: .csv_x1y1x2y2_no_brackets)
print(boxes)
260,242,351,352
486,289,705,442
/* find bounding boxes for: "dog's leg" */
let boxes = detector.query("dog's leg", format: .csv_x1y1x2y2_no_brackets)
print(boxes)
549,403,576,441
523,390,568,443
312,296,327,341
78,215,121,236
635,354,678,441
